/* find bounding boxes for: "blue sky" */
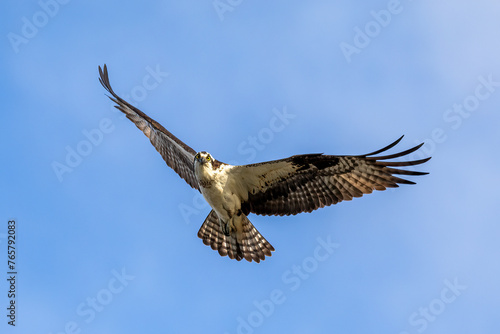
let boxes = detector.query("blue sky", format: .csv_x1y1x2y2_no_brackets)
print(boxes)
1,0,499,333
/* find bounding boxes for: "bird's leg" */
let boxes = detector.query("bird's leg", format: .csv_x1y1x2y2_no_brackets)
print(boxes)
219,218,231,236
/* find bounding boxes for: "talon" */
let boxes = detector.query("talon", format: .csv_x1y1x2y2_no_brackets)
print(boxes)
222,223,230,236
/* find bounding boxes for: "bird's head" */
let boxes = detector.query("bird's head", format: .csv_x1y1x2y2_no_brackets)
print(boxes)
194,151,213,166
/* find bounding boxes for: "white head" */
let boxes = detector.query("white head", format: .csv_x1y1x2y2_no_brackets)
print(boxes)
194,151,213,167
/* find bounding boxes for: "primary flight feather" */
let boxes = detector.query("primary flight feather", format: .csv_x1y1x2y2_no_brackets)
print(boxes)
98,64,430,263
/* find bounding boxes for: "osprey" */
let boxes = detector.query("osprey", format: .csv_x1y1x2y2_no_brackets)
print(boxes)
98,65,430,263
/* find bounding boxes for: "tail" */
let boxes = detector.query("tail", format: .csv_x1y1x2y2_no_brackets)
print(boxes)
197,210,275,263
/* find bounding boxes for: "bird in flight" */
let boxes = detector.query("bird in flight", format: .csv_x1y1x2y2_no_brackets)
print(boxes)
98,65,430,263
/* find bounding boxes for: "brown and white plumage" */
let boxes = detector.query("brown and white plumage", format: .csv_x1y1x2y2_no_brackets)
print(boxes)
197,210,274,262
99,65,199,190
234,138,430,216
99,64,430,263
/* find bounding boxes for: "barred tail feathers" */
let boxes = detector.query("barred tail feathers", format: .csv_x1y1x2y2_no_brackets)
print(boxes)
197,210,274,262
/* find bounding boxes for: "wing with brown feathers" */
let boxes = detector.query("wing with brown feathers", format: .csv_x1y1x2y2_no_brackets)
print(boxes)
230,136,430,216
98,65,199,191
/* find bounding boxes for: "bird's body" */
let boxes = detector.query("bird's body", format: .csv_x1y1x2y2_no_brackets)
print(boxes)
193,152,275,259
194,152,239,232
98,64,431,263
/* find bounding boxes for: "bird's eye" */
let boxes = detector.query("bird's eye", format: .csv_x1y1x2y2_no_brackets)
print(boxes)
195,153,200,159
206,155,211,161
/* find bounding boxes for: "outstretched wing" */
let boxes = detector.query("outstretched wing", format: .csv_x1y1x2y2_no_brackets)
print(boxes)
230,136,430,216
99,65,199,191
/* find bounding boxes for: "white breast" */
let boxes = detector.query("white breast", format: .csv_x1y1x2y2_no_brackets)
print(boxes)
195,163,240,221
